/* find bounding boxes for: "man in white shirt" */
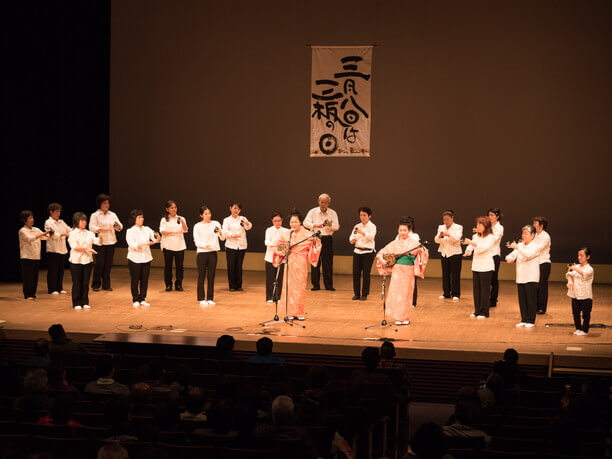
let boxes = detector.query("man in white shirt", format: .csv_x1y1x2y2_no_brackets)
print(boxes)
304,193,340,291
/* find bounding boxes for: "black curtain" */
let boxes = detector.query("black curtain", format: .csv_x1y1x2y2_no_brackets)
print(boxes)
2,1,110,282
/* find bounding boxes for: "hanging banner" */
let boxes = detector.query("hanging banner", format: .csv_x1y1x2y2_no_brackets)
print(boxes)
310,46,372,157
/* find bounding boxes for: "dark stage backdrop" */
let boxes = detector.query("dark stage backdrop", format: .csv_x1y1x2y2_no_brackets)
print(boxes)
3,1,110,282
110,0,611,263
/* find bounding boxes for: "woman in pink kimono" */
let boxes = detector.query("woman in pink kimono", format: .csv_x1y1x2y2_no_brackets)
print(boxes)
274,211,321,321
376,217,428,326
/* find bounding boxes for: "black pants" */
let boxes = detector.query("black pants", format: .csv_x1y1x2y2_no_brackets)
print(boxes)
312,235,333,289
70,263,92,307
265,261,284,301
21,259,40,299
490,255,500,307
413,279,418,306
537,263,551,312
441,254,462,298
92,244,115,290
572,298,593,333
518,282,538,324
128,261,151,302
225,248,246,290
473,271,493,317
197,252,217,301
46,252,66,293
163,249,184,288
352,251,375,297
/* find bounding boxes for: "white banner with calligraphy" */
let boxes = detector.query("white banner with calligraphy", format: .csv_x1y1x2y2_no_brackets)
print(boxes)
310,46,372,157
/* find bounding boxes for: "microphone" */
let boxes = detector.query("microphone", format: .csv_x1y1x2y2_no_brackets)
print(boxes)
419,239,429,247
353,226,358,235
313,230,322,238
214,226,220,233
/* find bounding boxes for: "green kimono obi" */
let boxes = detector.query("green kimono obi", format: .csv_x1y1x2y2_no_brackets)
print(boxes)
395,254,415,266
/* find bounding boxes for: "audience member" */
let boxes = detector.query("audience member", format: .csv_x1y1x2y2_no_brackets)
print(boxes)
180,387,207,421
13,368,51,422
350,347,391,387
409,422,452,459
36,393,83,431
85,354,129,396
97,443,129,459
492,348,520,389
130,382,153,417
295,365,329,426
23,339,51,369
442,387,489,448
45,362,78,394
104,395,138,441
215,334,235,360
47,324,89,360
248,337,284,364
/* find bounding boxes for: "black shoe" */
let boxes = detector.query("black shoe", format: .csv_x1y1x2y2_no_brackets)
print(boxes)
229,289,237,292
352,295,360,300
536,310,545,315
237,288,243,291
102,288,113,292
166,286,172,292
360,296,367,301
311,287,320,291
325,287,336,291
92,288,101,292
175,286,183,292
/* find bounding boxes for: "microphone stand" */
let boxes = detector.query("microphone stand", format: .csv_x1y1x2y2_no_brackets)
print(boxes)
260,231,319,329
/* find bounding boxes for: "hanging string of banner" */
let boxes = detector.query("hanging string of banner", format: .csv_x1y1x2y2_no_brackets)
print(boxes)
310,46,373,158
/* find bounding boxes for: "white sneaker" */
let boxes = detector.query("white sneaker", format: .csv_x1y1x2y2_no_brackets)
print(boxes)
469,313,476,317
477,315,486,319
395,321,403,325
199,300,209,307
133,302,140,308
438,295,447,299
573,329,581,335
51,291,60,295
296,316,305,321
287,316,295,320
266,300,273,303
516,322,526,327
524,323,535,328
74,305,82,310
26,297,35,300
452,297,460,301
207,300,216,305
82,304,91,309
60,290,67,294
140,301,150,307
575,330,587,336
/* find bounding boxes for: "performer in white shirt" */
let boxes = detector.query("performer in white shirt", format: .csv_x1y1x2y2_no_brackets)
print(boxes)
193,206,225,306
89,194,123,291
487,208,504,308
264,213,290,303
566,247,594,335
463,217,496,318
434,210,463,300
222,203,252,291
159,200,188,292
349,207,376,301
44,203,71,295
506,225,540,328
532,216,551,315
68,212,101,309
304,193,340,291
18,210,50,299
126,209,160,307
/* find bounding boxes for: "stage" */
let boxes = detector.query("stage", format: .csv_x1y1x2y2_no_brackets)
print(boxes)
0,267,610,371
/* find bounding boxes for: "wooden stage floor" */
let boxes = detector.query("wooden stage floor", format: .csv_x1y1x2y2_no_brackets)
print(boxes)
1,267,610,369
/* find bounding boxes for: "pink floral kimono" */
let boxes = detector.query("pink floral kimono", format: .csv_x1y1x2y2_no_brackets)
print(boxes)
376,238,429,322
274,227,321,318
